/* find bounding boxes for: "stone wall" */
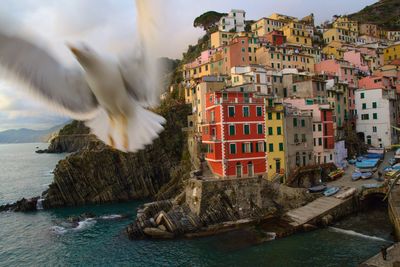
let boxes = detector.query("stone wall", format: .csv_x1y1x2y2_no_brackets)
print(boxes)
186,177,263,217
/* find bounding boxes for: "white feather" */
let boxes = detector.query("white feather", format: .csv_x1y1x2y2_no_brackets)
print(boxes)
0,32,99,120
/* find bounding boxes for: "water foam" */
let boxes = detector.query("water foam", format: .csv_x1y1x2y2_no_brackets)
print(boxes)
36,198,44,210
329,227,390,242
75,218,97,230
100,214,123,220
50,226,68,235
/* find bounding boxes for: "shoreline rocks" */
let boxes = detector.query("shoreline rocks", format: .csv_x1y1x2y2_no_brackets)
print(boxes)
0,197,39,212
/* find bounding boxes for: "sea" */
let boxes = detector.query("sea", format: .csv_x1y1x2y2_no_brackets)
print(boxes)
0,143,394,267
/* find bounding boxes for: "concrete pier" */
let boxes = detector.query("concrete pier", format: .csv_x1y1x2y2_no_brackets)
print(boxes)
360,243,400,267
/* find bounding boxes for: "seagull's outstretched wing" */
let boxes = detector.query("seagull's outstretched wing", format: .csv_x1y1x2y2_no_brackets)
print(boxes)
0,31,99,120
119,0,165,108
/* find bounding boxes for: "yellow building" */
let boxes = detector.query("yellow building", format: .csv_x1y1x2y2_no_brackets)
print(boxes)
322,41,346,59
210,31,235,49
269,13,297,22
265,99,286,180
251,17,287,37
281,21,312,46
256,45,315,72
384,43,400,64
333,16,358,34
323,28,357,45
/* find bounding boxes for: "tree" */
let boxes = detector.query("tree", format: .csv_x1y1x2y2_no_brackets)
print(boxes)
193,11,227,32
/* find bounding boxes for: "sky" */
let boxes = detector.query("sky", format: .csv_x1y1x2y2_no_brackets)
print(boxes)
0,0,377,131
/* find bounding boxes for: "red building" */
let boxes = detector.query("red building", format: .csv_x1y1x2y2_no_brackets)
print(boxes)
202,90,267,178
264,30,286,46
321,108,335,150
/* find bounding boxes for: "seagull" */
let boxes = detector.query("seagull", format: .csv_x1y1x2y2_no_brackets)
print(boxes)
0,0,166,152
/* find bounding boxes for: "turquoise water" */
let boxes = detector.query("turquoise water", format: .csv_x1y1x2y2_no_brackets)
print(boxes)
0,143,394,266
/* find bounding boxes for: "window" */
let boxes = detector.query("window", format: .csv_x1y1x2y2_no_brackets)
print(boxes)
293,118,298,127
242,142,252,153
256,106,262,116
313,124,316,132
373,113,378,120
301,119,305,127
279,143,284,151
268,112,273,120
256,141,265,152
361,114,369,120
228,106,235,117
223,93,228,101
362,103,367,110
318,124,322,131
269,143,274,152
372,102,377,109
257,124,263,134
243,106,250,117
294,134,299,143
301,134,306,142
361,92,365,99
293,85,297,92
373,126,377,133
244,124,250,135
277,127,282,135
230,143,236,154
229,125,235,136
318,138,322,146
268,127,273,135
276,113,281,120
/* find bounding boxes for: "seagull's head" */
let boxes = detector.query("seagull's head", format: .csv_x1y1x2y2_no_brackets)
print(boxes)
67,43,97,67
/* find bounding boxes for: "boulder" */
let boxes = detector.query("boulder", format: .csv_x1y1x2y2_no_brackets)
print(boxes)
143,227,174,239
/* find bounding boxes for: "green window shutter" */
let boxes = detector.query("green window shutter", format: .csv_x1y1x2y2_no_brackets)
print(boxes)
277,127,282,135
268,127,273,135
268,113,272,120
229,107,235,117
361,92,365,99
257,106,262,116
293,118,298,127
301,119,305,127
279,143,284,151
264,142,267,152
256,143,259,152
258,124,263,134
229,125,235,135
244,125,250,134
372,102,377,108
242,143,245,153
269,143,274,152
373,113,378,119
230,144,236,154
250,143,253,153
276,112,281,120
362,103,366,109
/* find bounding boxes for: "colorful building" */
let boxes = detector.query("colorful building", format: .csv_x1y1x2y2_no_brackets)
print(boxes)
251,17,287,37
384,43,400,64
210,31,235,49
323,28,357,45
218,9,246,32
265,99,285,180
202,90,267,178
281,21,312,46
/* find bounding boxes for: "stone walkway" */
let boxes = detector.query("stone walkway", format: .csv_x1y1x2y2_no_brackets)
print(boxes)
285,196,345,227
360,242,400,267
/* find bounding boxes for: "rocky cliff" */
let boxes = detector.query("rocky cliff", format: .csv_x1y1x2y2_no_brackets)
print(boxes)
41,99,191,208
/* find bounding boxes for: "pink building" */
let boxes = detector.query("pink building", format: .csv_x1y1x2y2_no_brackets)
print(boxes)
359,76,393,90
343,50,369,73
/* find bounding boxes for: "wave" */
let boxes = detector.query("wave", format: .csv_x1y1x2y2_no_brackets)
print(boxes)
99,214,123,220
329,227,391,242
50,218,97,234
75,218,97,230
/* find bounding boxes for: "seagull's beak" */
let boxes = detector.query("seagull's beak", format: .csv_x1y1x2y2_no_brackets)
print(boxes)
67,44,81,59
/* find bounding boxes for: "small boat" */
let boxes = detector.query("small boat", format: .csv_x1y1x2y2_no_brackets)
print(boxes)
352,172,362,181
328,169,345,180
335,188,356,199
324,187,340,197
361,172,373,180
348,159,357,165
308,184,327,193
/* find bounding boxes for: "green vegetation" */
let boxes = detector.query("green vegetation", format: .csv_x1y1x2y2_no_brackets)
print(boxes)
193,11,227,32
349,0,400,30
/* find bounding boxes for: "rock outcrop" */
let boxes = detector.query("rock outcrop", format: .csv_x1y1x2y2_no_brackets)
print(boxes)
0,197,39,212
41,99,191,208
36,121,95,153
126,178,316,239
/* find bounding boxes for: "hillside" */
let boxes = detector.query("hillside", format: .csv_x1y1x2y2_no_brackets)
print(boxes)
349,0,400,30
0,123,67,144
